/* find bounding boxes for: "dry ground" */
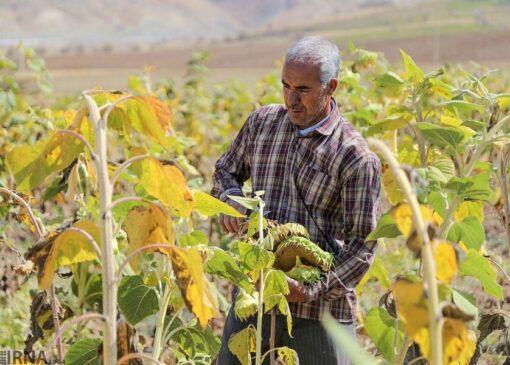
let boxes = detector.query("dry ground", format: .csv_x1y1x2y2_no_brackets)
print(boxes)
42,28,510,96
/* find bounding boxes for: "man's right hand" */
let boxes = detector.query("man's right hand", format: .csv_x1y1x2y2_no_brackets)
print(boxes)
219,198,247,234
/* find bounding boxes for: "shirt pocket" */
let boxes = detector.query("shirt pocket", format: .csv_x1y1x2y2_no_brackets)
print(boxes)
295,160,336,210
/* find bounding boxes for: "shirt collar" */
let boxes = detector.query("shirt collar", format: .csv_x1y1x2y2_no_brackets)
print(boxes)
297,99,339,137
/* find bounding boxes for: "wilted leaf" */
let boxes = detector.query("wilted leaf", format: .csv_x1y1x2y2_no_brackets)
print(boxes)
392,204,442,238
234,289,258,320
442,318,476,365
452,289,478,319
170,247,218,328
459,249,503,299
123,204,175,271
179,230,208,247
133,158,194,217
246,211,267,237
38,220,100,289
382,167,405,205
434,241,458,284
6,131,84,193
118,275,159,326
277,347,299,365
228,326,256,365
238,241,275,274
126,95,173,148
193,191,245,218
477,309,510,343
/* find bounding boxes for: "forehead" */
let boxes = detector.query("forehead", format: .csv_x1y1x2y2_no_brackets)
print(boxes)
282,61,322,85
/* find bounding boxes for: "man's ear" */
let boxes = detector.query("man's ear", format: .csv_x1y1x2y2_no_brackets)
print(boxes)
328,79,338,96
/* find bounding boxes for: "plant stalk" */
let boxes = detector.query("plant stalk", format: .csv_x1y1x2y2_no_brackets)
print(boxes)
152,282,172,360
368,139,442,365
499,147,510,251
255,198,266,365
84,94,117,364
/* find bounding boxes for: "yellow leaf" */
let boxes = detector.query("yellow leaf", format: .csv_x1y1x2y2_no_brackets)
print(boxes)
392,204,442,238
454,201,483,223
434,241,458,284
442,318,476,365
393,279,476,364
382,167,405,205
6,131,84,193
193,191,245,218
126,96,173,148
65,163,79,201
134,158,195,217
39,220,100,289
497,95,510,109
392,279,429,336
170,247,218,328
123,204,175,271
228,327,256,365
440,115,462,127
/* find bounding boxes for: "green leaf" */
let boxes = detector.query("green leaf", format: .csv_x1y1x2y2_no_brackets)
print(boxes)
459,249,503,300
205,249,252,293
238,242,275,273
263,270,290,311
400,49,424,83
64,338,101,365
6,131,84,193
322,313,378,365
179,230,208,247
440,100,485,114
366,115,410,136
426,166,448,184
228,326,256,365
247,211,267,237
366,213,401,241
447,217,485,250
193,191,245,218
452,289,478,319
446,173,492,201
416,122,465,150
118,275,159,325
228,195,260,210
375,72,404,98
431,157,456,180
365,308,404,362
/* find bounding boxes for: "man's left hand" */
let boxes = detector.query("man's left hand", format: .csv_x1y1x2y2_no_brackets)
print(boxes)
285,277,307,303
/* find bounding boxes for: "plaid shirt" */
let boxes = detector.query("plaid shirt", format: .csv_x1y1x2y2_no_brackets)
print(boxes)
212,102,381,323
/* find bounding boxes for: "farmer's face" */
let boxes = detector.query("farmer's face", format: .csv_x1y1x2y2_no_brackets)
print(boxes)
282,61,336,129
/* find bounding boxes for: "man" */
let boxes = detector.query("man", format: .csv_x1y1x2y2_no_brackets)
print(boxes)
212,36,381,365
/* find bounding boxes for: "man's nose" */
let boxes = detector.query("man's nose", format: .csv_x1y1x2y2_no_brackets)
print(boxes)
289,90,301,105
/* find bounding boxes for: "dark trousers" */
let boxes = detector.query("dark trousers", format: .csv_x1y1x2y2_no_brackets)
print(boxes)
216,306,353,365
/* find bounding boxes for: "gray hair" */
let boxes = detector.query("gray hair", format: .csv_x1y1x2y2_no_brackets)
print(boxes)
285,36,341,85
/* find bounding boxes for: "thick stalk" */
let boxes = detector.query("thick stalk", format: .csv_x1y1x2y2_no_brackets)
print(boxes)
152,282,172,360
396,334,412,365
84,94,117,364
499,148,510,251
368,139,442,365
255,199,266,365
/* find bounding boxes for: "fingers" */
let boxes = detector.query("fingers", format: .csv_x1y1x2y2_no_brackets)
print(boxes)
220,215,245,234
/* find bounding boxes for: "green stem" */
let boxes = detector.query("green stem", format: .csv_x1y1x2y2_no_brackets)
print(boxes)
255,198,266,365
368,139,442,365
84,93,117,364
396,334,412,365
152,283,172,360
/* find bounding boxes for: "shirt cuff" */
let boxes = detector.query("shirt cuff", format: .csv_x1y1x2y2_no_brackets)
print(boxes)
219,187,244,202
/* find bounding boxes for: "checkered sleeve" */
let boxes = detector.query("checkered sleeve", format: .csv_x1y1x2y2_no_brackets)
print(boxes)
305,153,381,302
211,113,253,201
